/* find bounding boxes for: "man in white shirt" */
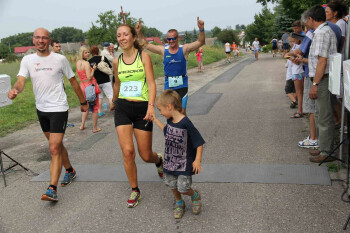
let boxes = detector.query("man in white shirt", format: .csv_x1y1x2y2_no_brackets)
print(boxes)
100,42,115,65
225,42,231,62
252,38,260,60
8,28,88,202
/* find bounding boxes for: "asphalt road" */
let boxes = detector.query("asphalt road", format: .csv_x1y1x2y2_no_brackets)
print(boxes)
0,53,349,233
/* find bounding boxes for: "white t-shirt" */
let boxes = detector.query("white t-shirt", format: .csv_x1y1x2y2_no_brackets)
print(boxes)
252,41,260,50
17,52,75,112
225,43,231,52
285,60,292,80
291,44,303,75
336,19,347,55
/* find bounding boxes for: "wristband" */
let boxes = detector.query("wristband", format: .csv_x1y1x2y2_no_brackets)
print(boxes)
199,28,205,32
112,99,118,105
149,103,154,106
80,101,88,106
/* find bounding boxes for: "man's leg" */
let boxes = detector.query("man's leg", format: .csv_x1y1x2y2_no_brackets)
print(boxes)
311,77,335,162
47,132,65,187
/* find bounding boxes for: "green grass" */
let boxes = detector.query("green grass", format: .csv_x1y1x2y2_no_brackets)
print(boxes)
0,45,227,137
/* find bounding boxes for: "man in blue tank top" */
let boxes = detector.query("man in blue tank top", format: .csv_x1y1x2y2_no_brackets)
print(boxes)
137,17,205,114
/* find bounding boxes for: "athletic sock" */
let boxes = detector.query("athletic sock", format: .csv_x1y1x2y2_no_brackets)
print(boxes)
66,167,73,173
191,191,199,200
49,185,57,191
176,199,184,206
132,187,140,193
309,139,317,143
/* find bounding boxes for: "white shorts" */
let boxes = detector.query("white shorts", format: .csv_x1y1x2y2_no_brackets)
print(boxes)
98,82,113,99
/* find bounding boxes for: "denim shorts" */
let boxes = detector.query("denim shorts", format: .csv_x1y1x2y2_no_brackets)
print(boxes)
164,173,192,193
292,73,304,81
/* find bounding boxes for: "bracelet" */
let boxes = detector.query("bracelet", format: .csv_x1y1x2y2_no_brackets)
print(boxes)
199,28,205,32
149,103,154,106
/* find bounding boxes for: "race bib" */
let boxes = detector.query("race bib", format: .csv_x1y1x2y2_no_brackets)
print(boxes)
168,76,183,88
121,81,142,97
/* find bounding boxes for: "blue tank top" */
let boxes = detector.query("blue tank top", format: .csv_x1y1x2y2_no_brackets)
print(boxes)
163,45,188,90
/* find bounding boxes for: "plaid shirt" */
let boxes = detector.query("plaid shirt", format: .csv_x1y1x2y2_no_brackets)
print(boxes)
308,22,337,77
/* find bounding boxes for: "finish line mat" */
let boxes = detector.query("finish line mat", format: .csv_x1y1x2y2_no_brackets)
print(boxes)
31,164,331,185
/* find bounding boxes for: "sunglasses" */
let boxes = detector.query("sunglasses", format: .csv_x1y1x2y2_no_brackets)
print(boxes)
167,37,177,41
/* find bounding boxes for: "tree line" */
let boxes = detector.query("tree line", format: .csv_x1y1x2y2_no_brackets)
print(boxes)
245,0,350,45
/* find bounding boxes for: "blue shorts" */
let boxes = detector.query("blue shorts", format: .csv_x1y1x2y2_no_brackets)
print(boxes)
254,49,259,53
292,73,304,81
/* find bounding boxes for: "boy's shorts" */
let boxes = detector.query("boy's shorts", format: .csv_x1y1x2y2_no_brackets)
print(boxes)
285,79,295,94
292,73,304,81
303,77,316,113
164,173,192,193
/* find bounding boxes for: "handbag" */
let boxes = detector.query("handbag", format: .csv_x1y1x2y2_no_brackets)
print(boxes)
97,56,113,76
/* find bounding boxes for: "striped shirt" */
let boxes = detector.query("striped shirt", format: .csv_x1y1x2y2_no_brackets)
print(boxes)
308,22,337,77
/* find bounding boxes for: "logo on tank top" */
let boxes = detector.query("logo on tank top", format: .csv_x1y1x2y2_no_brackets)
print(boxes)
169,59,181,64
33,62,53,72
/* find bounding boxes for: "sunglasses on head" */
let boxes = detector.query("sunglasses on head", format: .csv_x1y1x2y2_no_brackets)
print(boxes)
167,37,177,41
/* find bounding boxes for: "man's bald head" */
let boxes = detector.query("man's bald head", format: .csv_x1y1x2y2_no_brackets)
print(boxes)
33,28,50,37
32,28,51,55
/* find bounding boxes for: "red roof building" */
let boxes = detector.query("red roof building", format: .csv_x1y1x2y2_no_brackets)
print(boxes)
146,37,162,44
14,46,36,54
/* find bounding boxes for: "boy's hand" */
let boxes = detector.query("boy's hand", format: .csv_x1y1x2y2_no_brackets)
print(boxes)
192,160,202,174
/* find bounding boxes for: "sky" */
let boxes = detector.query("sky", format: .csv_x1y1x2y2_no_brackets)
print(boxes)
0,0,273,40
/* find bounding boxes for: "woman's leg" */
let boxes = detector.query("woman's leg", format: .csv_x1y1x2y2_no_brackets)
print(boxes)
80,111,89,130
92,112,99,132
134,129,160,164
116,125,138,188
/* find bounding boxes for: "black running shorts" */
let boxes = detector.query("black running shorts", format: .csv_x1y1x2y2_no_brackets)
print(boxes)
114,98,153,131
36,109,68,133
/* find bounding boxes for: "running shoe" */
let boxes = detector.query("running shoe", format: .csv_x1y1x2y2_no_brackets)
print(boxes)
156,153,164,178
61,168,77,187
127,191,141,208
174,201,185,219
298,136,319,149
192,190,202,215
41,187,58,202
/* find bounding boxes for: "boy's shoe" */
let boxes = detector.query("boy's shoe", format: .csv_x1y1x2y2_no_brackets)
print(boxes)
298,136,319,149
156,153,164,178
127,191,141,208
61,168,77,187
41,187,58,202
174,201,185,219
192,190,202,215
290,101,297,109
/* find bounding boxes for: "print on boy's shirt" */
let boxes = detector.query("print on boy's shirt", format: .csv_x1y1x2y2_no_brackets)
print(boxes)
164,125,187,172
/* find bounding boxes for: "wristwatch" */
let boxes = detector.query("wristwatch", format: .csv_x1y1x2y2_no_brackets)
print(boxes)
312,82,319,86
80,100,88,105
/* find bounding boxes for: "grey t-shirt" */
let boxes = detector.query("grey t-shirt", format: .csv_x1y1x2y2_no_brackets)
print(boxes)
282,33,289,43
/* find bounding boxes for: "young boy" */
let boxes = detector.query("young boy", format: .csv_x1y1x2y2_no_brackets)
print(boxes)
151,90,205,219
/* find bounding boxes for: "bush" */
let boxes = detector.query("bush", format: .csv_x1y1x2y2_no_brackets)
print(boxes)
261,44,273,53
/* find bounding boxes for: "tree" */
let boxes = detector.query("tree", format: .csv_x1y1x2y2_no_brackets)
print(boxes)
273,4,294,37
192,28,198,42
182,31,193,43
142,26,163,37
86,10,139,46
217,28,239,44
211,26,222,37
51,27,85,43
1,32,33,47
245,7,275,45
0,43,10,59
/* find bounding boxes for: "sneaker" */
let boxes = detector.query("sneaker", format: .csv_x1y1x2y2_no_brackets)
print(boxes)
61,168,77,187
192,190,202,215
127,191,141,208
290,101,297,109
298,136,319,149
41,187,58,202
174,201,185,219
156,153,164,178
98,112,105,117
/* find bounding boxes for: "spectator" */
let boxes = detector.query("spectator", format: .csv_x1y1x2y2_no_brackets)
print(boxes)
101,42,114,65
195,47,204,72
282,30,290,56
225,42,231,62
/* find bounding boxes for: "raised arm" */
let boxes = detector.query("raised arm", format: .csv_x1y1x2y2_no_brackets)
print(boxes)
136,19,164,57
183,17,205,57
8,76,26,100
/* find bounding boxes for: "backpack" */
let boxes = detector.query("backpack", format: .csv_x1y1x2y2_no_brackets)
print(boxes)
85,84,97,103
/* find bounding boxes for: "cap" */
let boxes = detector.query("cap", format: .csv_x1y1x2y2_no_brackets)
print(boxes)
103,42,110,47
